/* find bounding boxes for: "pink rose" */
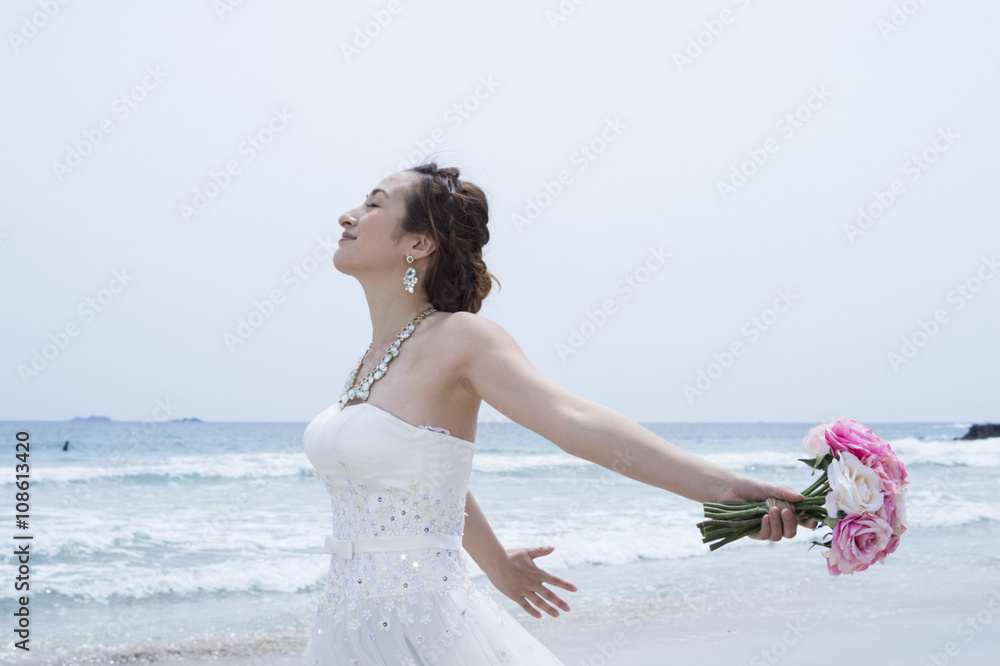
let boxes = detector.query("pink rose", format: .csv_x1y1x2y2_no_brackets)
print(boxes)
824,512,893,576
824,418,890,461
872,491,907,561
877,534,902,563
867,450,908,495
869,493,906,565
876,491,909,537
877,492,897,528
873,519,904,564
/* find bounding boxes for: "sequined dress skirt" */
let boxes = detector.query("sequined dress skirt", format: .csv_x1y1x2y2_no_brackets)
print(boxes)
302,544,566,665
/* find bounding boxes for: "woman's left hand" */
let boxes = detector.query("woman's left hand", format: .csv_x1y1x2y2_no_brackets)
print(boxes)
486,545,577,619
713,473,819,542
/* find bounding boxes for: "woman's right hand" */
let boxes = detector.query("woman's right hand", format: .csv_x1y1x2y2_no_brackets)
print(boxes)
714,472,820,540
486,545,577,619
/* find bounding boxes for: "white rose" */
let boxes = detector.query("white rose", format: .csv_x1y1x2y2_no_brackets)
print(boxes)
824,451,884,516
803,424,831,458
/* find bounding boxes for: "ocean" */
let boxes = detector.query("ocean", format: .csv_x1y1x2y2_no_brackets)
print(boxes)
2,419,997,665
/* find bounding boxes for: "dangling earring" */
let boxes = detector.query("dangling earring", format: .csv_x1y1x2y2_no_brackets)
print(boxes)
403,256,418,293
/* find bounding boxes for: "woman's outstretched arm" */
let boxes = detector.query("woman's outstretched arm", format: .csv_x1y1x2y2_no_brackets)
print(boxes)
451,313,808,541
462,489,577,617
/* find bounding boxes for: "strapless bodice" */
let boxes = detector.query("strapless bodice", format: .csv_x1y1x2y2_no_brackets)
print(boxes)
302,401,477,607
303,401,475,543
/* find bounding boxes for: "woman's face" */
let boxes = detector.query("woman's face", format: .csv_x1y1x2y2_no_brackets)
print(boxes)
334,170,420,276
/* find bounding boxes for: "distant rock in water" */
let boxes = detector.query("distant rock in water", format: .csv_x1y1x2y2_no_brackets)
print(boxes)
69,415,111,422
956,424,1000,440
170,417,203,422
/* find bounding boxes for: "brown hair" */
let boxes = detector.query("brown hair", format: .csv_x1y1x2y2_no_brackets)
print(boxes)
398,163,500,314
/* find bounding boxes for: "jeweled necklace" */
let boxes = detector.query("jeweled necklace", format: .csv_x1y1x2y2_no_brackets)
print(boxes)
338,307,437,410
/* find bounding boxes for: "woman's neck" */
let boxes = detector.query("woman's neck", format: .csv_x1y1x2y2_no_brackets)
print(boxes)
361,280,434,352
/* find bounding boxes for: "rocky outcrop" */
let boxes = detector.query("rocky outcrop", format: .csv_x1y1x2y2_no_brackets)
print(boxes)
956,424,1000,440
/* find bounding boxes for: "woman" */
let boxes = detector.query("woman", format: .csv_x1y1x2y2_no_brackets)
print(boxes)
301,163,812,665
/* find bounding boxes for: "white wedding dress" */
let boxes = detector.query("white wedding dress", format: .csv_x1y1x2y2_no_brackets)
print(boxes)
301,401,566,665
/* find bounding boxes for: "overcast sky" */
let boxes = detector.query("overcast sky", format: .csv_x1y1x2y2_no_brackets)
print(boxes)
2,0,998,424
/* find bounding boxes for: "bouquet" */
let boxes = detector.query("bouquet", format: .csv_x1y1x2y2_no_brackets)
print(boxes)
696,418,909,576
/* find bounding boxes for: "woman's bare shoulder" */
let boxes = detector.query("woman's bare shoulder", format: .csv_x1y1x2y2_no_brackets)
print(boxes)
429,312,526,375
433,311,513,348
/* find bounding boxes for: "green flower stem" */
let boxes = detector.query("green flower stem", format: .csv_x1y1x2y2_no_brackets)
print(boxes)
696,471,832,550
703,508,767,520
800,472,829,497
706,524,762,551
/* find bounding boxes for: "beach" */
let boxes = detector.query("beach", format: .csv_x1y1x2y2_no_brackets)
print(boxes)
3,420,997,665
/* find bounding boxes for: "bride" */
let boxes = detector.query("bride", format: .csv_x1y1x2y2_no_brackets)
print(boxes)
301,163,812,665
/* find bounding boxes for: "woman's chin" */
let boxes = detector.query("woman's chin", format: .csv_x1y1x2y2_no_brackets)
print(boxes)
332,254,353,275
